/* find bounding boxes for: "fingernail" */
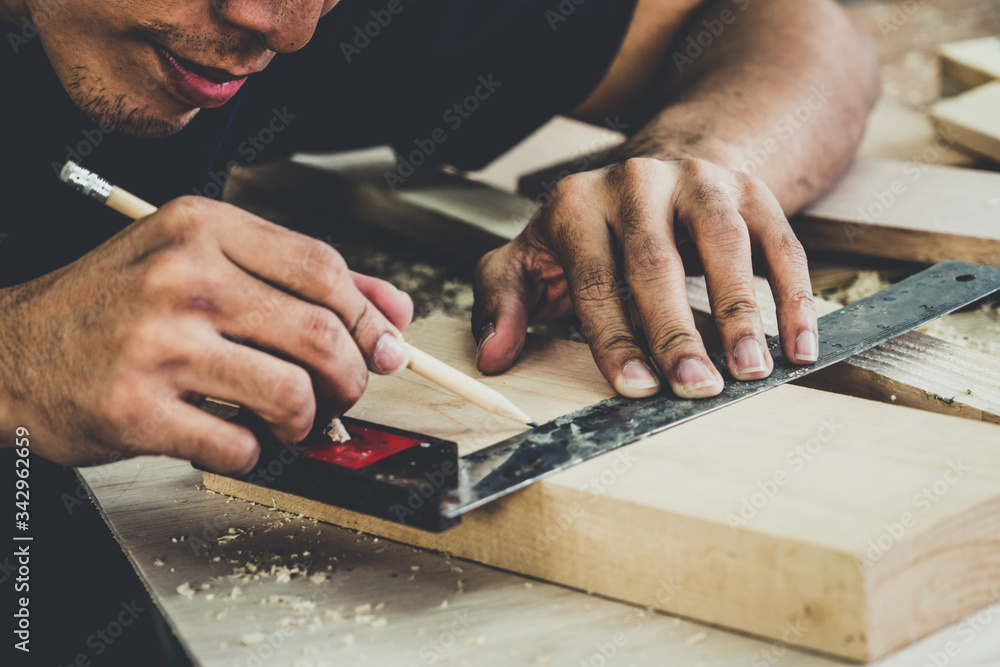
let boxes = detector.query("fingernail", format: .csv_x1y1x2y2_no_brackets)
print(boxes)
374,332,409,373
678,358,719,391
735,337,767,375
476,323,497,364
795,330,818,362
622,360,660,390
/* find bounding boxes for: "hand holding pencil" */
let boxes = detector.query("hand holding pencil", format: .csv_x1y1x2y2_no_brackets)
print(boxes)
59,161,537,431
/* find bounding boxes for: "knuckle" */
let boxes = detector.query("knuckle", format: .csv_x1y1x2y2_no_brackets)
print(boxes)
627,237,683,276
301,308,342,356
272,368,314,426
158,196,213,239
546,172,596,219
778,288,816,311
648,328,701,357
311,245,348,289
125,317,181,363
700,215,749,248
776,231,808,264
607,157,659,189
588,322,640,355
572,262,621,302
681,157,717,183
342,371,368,408
140,248,199,296
713,296,759,323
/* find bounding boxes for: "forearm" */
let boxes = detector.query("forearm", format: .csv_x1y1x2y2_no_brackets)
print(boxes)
615,0,879,213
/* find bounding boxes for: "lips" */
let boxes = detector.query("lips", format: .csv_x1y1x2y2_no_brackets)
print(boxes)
154,45,248,108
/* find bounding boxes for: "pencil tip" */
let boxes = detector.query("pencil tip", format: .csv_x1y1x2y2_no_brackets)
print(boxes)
528,421,540,428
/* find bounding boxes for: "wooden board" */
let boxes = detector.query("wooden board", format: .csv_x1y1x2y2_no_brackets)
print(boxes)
686,276,1000,424
792,159,1000,267
205,316,1000,662
855,97,977,167
932,81,1000,164
79,456,1000,667
940,36,1000,93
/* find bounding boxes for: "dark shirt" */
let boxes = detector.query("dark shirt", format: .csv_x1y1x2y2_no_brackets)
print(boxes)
0,0,636,287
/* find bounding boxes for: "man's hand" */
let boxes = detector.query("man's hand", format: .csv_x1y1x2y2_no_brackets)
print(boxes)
473,157,817,399
0,196,413,474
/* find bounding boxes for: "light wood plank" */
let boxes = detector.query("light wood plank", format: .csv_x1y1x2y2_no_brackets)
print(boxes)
793,159,1000,267
940,36,1000,93
206,316,1000,662
932,81,1000,164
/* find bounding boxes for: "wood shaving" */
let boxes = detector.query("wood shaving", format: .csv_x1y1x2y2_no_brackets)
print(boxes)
153,559,165,567
685,631,708,647
324,418,351,443
240,632,265,646
176,582,197,598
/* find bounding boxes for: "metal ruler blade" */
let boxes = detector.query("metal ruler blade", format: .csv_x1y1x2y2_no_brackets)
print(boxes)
442,260,1000,518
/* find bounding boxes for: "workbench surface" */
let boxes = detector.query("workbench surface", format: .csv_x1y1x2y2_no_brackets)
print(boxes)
80,457,1000,666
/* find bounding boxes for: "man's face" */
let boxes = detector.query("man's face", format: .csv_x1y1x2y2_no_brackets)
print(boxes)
25,0,338,136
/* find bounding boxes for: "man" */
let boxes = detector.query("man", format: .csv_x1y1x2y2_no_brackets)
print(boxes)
0,0,877,476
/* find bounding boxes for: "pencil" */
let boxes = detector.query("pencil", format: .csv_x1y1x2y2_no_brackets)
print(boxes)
58,161,539,428
405,344,536,426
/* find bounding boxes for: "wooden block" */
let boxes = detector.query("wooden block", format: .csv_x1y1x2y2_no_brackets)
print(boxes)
856,96,977,167
793,159,1000,267
686,276,1000,424
204,316,1000,662
932,81,1000,164
939,36,1000,94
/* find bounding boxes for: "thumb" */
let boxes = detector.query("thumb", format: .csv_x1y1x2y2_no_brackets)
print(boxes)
472,244,537,375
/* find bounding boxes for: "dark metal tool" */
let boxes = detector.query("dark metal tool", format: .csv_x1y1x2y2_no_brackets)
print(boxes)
216,260,1000,532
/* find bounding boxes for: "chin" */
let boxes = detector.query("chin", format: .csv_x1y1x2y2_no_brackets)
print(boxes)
65,72,200,138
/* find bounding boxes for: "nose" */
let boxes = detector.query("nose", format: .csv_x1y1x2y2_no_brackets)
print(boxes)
215,0,332,53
